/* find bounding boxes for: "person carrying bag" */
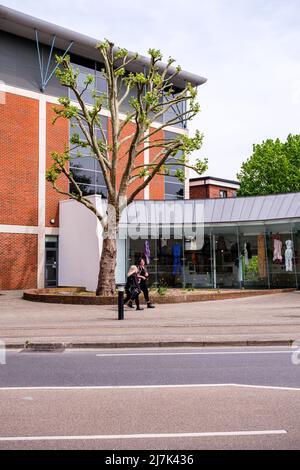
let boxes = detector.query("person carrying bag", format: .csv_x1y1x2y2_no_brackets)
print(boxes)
124,265,143,311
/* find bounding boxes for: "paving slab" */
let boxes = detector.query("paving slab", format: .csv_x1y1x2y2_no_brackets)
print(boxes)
0,291,299,348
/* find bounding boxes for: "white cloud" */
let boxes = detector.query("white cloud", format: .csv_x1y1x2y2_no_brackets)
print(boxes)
2,0,300,179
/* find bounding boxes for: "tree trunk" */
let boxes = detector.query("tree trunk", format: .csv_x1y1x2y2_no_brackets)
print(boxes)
96,236,117,296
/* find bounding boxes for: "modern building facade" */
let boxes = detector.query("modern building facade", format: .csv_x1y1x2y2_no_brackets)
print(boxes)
0,6,206,290
1,7,299,293
190,176,240,200
125,194,300,290
59,193,300,291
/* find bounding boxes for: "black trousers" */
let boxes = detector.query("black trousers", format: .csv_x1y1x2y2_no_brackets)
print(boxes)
140,282,150,303
124,291,140,308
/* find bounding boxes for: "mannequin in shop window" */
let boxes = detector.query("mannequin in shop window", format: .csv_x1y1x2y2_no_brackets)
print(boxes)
172,242,182,276
285,240,294,272
144,240,151,266
272,233,283,263
231,242,239,267
160,239,169,266
242,242,253,267
217,236,227,252
202,238,211,271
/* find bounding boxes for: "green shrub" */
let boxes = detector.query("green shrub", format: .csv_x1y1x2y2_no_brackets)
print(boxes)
245,256,259,281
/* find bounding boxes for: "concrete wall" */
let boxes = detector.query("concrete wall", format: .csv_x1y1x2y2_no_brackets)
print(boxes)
59,197,127,291
59,197,103,292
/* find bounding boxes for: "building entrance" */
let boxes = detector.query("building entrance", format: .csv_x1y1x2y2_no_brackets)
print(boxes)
45,236,58,287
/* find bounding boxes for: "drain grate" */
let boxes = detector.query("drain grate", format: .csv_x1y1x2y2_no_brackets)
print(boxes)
21,343,66,353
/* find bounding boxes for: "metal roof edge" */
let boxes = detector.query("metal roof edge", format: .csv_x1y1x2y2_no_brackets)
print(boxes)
0,5,207,87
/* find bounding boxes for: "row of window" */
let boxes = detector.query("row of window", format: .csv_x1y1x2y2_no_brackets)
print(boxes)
69,59,186,128
69,75,185,200
164,131,185,200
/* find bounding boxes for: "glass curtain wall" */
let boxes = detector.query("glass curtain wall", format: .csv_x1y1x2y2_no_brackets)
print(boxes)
127,220,300,289
266,222,298,289
211,226,240,288
184,231,212,288
164,131,185,200
69,115,108,197
238,224,269,289
163,88,186,129
294,222,300,289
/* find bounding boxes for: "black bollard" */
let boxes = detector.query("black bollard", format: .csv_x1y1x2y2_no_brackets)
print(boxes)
118,286,125,320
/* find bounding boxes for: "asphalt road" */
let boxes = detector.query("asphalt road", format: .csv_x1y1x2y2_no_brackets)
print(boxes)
0,347,300,450
1,347,300,387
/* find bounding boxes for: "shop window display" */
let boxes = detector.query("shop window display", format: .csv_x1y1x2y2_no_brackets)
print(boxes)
266,224,297,288
127,221,299,290
236,226,268,288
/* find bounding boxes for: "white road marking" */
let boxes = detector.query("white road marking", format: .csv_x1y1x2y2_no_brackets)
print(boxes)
234,384,300,392
96,350,295,357
0,383,299,391
0,430,287,442
0,384,234,391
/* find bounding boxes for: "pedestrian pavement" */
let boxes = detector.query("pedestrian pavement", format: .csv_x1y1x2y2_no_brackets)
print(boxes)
0,290,299,348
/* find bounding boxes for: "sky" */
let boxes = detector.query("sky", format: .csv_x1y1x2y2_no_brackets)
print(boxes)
2,0,300,180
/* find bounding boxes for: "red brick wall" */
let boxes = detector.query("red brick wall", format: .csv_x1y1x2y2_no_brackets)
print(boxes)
149,128,165,200
207,185,237,199
108,119,144,201
0,233,38,289
107,120,168,201
190,185,208,199
46,102,69,227
190,183,237,199
0,92,39,226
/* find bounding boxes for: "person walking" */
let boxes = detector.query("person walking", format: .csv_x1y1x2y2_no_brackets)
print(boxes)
124,265,143,311
128,257,155,309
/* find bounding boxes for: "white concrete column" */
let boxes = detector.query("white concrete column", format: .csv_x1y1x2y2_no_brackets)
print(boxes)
144,132,150,200
37,96,47,288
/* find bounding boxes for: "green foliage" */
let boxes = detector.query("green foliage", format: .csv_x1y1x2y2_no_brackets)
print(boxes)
244,256,259,281
174,168,185,183
157,286,168,296
148,48,163,61
114,48,129,60
46,151,70,183
50,41,207,200
238,135,300,196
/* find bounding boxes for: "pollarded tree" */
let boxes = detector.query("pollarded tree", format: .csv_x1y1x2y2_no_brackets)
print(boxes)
46,41,207,296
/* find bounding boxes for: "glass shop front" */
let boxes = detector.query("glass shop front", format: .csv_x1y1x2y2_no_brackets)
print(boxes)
127,220,300,289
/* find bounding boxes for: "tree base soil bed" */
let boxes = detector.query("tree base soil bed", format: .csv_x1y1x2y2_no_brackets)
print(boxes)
23,287,296,305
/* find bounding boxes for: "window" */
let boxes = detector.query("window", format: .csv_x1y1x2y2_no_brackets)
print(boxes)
164,131,185,200
69,59,107,105
69,115,108,198
163,88,186,129
220,190,228,198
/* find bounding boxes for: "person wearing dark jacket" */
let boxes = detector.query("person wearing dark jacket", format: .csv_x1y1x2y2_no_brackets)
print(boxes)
128,258,155,309
124,265,143,311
